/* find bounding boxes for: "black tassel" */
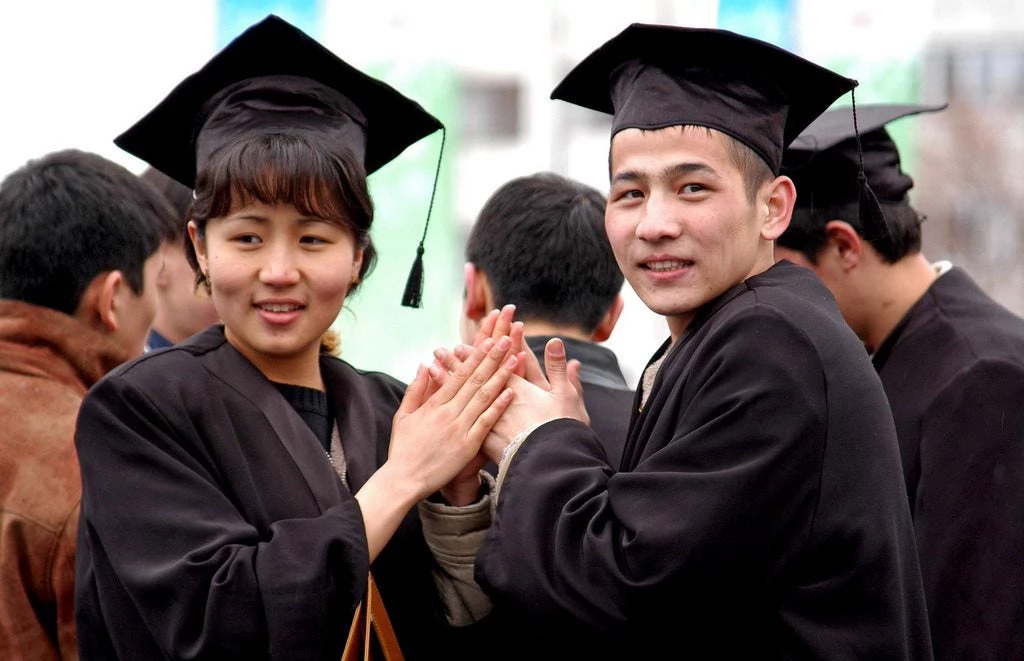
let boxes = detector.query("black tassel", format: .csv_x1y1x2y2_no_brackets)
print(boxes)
850,85,890,242
858,171,889,242
400,127,446,309
401,243,425,308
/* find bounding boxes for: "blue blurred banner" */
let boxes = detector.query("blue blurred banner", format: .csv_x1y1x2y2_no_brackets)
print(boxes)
717,0,794,49
217,0,321,46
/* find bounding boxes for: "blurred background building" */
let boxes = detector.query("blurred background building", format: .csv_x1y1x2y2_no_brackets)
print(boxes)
0,0,1019,385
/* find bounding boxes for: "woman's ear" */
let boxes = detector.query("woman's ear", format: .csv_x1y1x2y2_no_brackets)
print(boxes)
351,247,365,286
759,175,797,241
187,221,208,276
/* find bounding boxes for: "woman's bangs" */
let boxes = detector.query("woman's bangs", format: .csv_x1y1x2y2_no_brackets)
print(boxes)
233,142,351,223
200,136,355,225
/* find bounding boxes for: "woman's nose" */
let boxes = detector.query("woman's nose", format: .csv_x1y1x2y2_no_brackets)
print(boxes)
259,244,301,285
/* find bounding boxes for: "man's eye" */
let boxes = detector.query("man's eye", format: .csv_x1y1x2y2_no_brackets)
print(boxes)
681,184,705,194
614,189,644,201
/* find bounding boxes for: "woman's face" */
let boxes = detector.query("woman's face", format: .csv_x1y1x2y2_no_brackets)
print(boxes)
189,200,362,381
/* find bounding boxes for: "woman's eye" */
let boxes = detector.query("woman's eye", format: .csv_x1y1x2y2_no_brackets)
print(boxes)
234,234,261,245
300,235,328,245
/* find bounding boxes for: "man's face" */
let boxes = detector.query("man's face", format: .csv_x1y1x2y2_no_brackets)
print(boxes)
117,250,163,358
606,126,774,338
159,239,220,340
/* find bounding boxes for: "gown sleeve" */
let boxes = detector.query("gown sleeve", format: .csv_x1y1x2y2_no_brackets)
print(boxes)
75,370,370,660
475,308,827,630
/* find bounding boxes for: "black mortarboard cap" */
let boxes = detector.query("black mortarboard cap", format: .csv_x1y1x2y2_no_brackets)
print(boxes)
783,102,948,205
550,23,857,174
115,15,444,307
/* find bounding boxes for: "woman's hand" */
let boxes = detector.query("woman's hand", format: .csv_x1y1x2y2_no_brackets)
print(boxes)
389,337,517,497
472,305,528,379
435,337,589,464
355,338,517,561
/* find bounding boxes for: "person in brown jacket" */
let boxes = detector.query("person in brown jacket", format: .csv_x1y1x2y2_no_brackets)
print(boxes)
0,149,171,660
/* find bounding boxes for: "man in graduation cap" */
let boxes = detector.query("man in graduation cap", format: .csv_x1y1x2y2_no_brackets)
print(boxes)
777,103,1024,661
464,24,932,659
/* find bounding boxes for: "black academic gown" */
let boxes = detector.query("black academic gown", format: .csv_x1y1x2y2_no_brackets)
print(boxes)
526,335,633,465
872,266,1024,661
74,326,453,660
476,262,932,660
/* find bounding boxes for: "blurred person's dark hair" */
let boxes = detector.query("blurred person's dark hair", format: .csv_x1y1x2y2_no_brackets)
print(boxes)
466,172,622,334
0,149,171,315
780,103,944,264
779,201,924,265
140,166,192,242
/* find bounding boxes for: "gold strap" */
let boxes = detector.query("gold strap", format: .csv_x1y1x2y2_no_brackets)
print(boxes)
342,573,404,661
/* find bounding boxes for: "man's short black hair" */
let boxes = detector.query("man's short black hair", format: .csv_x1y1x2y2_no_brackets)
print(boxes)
0,149,171,315
778,200,924,265
466,172,623,334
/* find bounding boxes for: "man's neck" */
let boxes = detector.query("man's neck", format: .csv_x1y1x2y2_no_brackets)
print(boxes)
521,320,592,342
862,253,939,353
150,308,188,345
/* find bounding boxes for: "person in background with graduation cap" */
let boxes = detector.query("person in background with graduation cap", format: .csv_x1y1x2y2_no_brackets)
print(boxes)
139,166,221,352
443,24,934,659
776,103,1024,661
74,15,516,660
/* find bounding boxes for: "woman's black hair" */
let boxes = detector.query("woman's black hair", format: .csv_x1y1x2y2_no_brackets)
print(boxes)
186,132,377,293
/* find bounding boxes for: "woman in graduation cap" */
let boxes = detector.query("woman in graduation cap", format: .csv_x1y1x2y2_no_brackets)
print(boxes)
73,15,513,661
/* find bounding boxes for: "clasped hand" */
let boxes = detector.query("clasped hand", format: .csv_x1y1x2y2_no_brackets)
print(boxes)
424,306,590,504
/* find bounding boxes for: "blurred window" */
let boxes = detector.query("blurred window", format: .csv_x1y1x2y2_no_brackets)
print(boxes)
460,78,521,142
929,43,1024,101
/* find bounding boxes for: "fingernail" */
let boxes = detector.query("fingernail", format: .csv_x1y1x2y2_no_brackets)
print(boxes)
549,340,565,357
503,355,518,369
453,344,469,359
496,336,511,352
428,364,443,380
481,338,495,352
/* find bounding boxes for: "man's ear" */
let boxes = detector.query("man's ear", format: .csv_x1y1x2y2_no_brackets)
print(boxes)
759,176,797,241
156,241,172,288
823,220,864,271
462,262,493,322
74,270,127,334
591,293,625,342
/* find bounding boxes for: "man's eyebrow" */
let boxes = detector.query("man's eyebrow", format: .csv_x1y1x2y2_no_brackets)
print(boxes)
662,161,721,181
610,170,643,186
611,161,722,187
